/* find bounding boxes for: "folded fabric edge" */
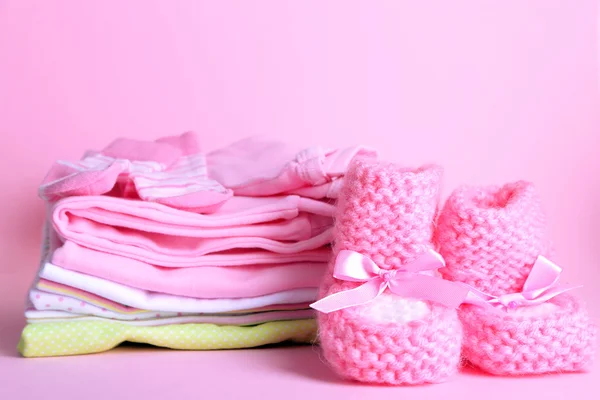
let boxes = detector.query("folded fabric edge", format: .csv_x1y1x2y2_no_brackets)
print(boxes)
18,319,318,358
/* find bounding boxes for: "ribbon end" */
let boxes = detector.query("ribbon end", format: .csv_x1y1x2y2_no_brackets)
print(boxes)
427,248,446,268
309,300,329,314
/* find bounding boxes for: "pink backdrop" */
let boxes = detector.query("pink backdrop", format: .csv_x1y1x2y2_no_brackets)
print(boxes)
1,1,599,398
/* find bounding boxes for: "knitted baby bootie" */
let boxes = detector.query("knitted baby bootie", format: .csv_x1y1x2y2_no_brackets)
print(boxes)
313,159,464,385
436,181,596,375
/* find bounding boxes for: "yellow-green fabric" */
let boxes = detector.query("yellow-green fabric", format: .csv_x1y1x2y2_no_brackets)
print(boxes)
18,319,317,357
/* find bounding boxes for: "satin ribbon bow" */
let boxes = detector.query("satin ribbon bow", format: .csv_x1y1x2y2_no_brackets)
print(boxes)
310,250,470,313
463,255,581,311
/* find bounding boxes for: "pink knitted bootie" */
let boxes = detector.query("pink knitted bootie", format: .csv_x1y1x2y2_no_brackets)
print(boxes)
436,181,596,375
313,159,464,385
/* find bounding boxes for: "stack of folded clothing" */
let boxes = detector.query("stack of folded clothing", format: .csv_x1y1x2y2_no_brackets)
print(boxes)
19,132,375,357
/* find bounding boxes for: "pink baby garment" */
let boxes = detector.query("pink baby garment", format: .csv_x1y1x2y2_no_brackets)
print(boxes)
52,242,327,298
51,195,334,267
35,278,312,316
28,291,314,325
39,132,232,213
207,137,377,199
39,263,319,313
26,310,315,327
54,240,331,268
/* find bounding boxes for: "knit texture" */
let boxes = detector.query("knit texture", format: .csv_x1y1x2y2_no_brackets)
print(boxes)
436,181,550,296
317,159,463,385
436,181,596,375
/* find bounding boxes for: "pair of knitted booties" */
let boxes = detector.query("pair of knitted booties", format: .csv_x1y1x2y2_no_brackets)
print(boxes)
312,158,596,385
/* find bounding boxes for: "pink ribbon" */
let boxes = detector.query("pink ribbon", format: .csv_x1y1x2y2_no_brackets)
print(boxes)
462,255,581,311
310,250,471,313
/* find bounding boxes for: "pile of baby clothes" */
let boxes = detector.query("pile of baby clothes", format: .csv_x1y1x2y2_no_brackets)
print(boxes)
19,132,375,357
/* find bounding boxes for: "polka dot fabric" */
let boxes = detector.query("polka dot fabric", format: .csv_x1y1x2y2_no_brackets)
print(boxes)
316,159,463,385
435,181,597,375
18,320,316,357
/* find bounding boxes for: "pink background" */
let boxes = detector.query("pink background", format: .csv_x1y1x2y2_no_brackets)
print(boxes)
1,0,599,398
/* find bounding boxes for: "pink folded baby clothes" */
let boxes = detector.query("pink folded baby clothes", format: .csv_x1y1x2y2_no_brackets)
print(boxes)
22,135,376,357
51,195,334,267
315,159,463,385
52,242,327,298
207,137,376,199
40,132,232,213
25,310,315,327
38,263,319,313
28,290,314,326
34,278,312,317
54,240,331,268
435,181,596,375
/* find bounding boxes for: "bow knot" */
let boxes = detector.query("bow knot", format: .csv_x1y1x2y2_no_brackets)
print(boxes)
380,270,396,282
310,249,471,313
463,256,581,311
